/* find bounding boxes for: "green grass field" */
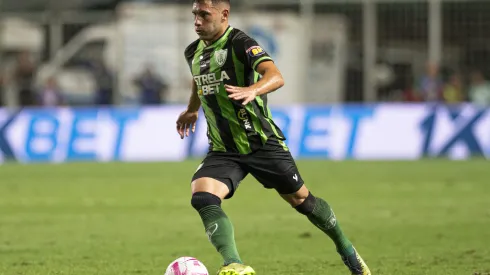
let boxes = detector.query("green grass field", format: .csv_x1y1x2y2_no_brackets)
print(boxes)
1,160,489,275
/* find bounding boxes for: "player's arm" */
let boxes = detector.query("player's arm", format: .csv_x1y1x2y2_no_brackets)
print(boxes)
225,32,284,105
187,79,201,112
176,79,200,139
177,41,201,139
225,62,284,105
248,60,284,96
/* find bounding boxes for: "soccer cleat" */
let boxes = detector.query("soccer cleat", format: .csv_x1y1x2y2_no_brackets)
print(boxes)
216,263,256,275
341,248,371,275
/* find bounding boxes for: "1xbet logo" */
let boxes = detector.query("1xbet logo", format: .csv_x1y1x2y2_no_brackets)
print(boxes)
420,105,490,157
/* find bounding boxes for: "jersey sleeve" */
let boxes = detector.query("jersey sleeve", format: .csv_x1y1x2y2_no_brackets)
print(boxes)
184,39,200,72
232,31,273,72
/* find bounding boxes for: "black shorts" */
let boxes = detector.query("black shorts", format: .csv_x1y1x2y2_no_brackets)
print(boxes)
191,138,304,199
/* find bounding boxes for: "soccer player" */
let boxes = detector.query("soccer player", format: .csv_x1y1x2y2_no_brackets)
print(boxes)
176,0,371,274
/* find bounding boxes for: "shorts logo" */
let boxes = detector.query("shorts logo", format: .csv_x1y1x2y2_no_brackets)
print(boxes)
246,46,265,57
214,49,227,67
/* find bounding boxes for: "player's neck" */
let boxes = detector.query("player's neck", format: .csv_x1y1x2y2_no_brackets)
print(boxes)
204,25,229,46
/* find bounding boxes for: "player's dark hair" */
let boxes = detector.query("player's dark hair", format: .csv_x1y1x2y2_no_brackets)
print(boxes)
193,0,230,6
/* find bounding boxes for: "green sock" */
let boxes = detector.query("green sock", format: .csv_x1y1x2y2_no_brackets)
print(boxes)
198,205,242,265
307,197,355,256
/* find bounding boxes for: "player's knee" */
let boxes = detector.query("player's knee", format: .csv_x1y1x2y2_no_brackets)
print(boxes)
294,192,316,215
191,192,222,211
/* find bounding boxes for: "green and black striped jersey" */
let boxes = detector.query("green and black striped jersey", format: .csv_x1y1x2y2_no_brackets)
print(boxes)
184,26,286,154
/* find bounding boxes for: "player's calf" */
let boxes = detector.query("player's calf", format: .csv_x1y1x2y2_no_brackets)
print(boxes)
191,191,243,266
293,192,371,274
294,191,354,256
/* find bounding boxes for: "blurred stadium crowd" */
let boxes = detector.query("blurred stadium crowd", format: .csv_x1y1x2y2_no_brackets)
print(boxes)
0,50,169,106
0,0,490,108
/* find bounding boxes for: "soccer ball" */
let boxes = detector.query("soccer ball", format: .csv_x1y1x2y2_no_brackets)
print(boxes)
164,257,209,275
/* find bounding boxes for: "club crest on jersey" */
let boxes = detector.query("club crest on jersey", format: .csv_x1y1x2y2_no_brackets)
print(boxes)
214,49,227,67
246,46,265,57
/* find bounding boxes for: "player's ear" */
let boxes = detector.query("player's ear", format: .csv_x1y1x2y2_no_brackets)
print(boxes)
221,8,229,21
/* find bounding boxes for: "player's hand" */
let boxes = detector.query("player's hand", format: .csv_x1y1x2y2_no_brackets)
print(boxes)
225,84,258,105
176,110,198,139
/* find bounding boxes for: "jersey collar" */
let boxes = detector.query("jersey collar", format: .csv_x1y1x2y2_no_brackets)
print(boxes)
202,26,233,49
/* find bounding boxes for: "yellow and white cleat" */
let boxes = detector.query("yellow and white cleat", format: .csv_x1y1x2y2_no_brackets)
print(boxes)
216,263,256,275
341,248,371,275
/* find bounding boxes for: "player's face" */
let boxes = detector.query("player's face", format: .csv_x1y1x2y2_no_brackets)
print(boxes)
192,1,227,41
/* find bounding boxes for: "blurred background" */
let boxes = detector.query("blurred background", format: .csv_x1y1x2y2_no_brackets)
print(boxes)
1,0,490,107
0,0,489,163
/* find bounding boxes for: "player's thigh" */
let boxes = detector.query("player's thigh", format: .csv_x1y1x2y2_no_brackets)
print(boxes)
246,138,304,196
191,152,247,200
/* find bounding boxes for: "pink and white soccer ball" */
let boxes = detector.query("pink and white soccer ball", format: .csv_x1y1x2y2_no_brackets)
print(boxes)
164,257,209,275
